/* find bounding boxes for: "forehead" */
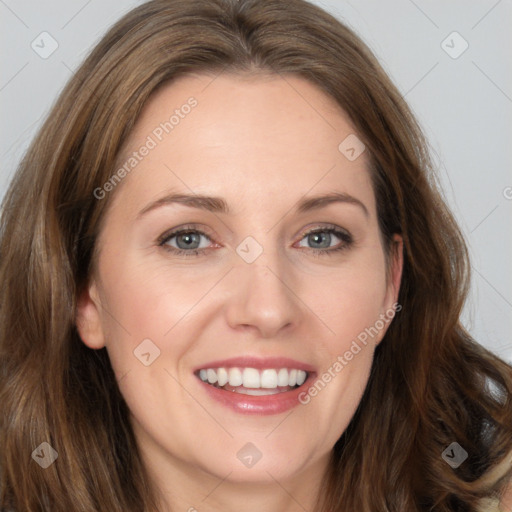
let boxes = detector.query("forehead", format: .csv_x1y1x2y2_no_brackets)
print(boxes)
110,72,375,219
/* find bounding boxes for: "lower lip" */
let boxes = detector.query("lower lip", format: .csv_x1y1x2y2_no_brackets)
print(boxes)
196,374,315,415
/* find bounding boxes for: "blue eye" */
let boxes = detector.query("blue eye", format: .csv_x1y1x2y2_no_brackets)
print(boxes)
158,224,353,258
158,225,213,257
296,226,353,256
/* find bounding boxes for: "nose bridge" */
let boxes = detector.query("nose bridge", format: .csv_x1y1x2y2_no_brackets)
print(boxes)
224,235,301,337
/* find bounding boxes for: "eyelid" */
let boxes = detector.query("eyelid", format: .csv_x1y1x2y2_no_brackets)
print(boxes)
157,223,217,246
293,225,353,255
296,222,351,240
158,222,349,244
157,222,354,256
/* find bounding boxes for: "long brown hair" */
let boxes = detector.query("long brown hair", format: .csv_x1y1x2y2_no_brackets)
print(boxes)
1,0,511,510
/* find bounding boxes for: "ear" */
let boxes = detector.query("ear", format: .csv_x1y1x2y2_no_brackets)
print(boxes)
76,280,106,349
376,234,404,346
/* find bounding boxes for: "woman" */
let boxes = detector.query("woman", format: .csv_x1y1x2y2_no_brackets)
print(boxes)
1,0,511,510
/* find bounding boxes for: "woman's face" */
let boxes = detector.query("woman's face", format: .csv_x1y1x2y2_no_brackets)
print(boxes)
77,73,402,489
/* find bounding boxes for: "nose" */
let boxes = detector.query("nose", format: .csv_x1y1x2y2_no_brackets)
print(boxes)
224,256,302,339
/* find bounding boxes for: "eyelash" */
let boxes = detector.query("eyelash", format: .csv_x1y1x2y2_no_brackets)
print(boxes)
157,223,353,258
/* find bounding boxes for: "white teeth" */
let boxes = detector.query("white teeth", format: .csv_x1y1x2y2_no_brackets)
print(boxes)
207,369,217,384
277,368,289,386
197,367,309,389
217,367,229,387
228,368,243,387
260,369,278,388
296,370,307,386
242,368,260,388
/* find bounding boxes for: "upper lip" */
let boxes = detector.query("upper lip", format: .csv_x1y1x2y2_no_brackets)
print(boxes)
193,356,316,373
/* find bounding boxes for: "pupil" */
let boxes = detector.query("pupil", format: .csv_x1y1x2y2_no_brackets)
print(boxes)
310,232,329,249
178,232,199,249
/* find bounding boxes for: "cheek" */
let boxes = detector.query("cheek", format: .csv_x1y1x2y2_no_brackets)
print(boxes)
294,253,388,436
302,256,390,348
98,254,208,351
95,252,237,401
295,314,376,459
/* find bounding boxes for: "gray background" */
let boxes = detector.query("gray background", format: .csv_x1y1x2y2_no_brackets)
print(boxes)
1,0,511,362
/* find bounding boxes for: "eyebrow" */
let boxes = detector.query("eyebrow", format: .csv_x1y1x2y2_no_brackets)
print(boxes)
137,191,369,219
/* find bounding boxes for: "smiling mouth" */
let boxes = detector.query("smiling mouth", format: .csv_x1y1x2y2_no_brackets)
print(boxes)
195,367,309,395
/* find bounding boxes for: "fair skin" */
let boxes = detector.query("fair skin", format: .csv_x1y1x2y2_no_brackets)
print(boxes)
502,480,512,512
77,73,403,512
